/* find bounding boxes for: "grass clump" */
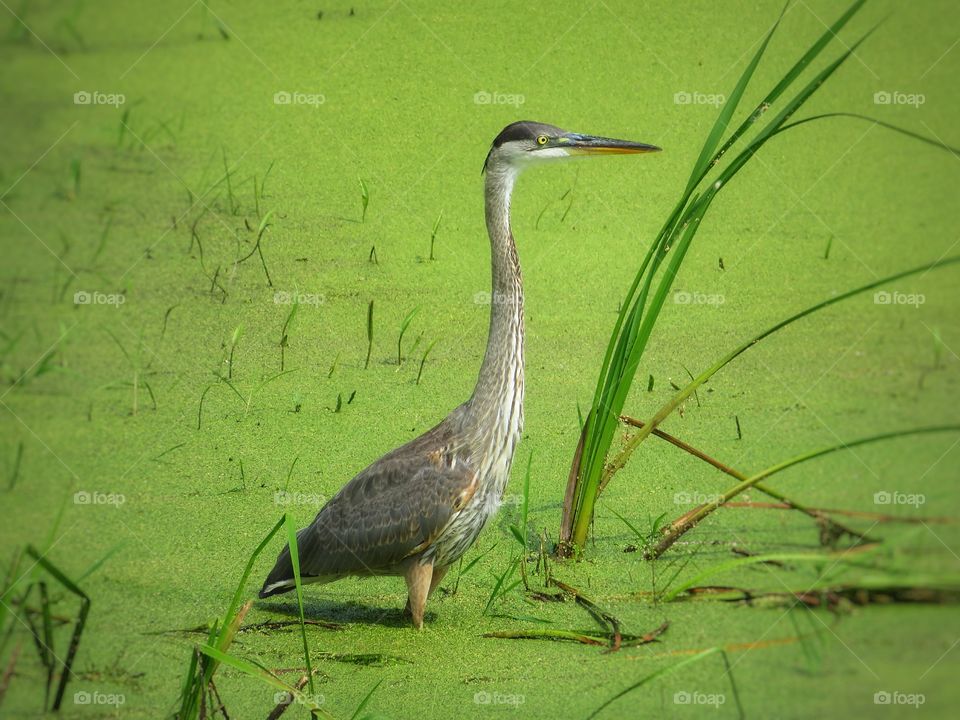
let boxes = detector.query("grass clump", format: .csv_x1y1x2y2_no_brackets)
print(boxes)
559,0,960,555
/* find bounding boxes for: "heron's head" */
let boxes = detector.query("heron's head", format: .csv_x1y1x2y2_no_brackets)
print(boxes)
483,120,660,175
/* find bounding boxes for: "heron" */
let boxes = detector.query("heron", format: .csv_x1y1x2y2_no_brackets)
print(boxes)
259,121,660,628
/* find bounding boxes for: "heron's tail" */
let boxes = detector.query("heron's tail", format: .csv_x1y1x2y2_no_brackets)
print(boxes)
258,545,296,598
258,539,334,598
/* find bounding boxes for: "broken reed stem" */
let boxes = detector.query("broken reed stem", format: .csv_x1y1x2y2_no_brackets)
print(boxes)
619,415,871,545
645,425,960,559
557,428,586,557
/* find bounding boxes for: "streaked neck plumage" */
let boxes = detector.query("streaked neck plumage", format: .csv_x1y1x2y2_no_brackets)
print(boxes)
465,162,525,461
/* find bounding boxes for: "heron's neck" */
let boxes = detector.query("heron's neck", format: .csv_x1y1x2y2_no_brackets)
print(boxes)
466,165,525,440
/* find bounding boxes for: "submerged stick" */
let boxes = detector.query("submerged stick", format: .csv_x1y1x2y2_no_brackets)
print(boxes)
550,578,622,651
485,629,607,646
486,621,669,649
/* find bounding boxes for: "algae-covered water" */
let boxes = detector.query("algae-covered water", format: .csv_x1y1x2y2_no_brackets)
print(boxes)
2,1,959,718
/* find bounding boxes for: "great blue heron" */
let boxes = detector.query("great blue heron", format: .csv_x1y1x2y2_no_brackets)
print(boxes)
259,121,659,628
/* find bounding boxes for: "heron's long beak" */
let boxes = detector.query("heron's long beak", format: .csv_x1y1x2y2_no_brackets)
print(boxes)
561,133,661,155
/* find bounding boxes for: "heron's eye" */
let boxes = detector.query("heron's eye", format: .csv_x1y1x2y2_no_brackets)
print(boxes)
536,135,548,146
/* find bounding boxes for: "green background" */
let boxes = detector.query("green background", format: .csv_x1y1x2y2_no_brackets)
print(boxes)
1,0,958,717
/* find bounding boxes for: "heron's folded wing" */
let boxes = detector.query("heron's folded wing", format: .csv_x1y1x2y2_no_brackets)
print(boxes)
290,453,477,579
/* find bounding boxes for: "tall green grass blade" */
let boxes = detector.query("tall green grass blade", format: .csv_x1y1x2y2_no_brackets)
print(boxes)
571,190,718,546
91,215,113,262
359,177,370,222
7,441,23,490
709,0,868,174
713,27,881,192
776,112,960,155
197,645,332,717
483,557,519,615
662,549,881,602
509,451,533,550
416,339,438,385
176,516,284,719
284,513,316,699
280,298,299,371
606,255,960,483
76,543,124,583
35,581,54,708
397,306,420,366
349,679,383,720
586,648,721,719
429,210,442,260
365,300,374,369
24,546,89,711
222,147,239,214
453,541,498,594
685,1,789,194
564,1,902,552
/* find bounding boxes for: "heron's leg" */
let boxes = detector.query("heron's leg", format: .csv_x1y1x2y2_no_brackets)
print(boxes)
428,565,449,597
404,559,433,630
403,564,450,616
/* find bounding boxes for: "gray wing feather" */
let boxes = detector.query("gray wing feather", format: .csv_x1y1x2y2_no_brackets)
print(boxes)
260,447,475,595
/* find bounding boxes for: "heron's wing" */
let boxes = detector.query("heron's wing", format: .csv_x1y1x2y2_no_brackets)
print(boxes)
259,449,476,596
